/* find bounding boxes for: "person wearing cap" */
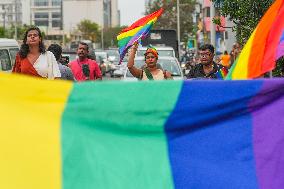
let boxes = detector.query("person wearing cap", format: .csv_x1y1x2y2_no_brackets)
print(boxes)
127,43,172,80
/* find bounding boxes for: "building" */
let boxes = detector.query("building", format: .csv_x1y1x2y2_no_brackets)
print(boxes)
195,0,236,53
18,0,119,44
110,0,119,27
0,0,22,29
28,0,63,41
63,0,119,40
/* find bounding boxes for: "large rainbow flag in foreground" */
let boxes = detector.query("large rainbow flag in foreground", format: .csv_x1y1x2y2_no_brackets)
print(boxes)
227,0,284,79
117,8,163,64
1,72,284,189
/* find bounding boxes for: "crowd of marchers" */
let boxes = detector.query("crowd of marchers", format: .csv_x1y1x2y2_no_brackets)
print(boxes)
12,26,245,81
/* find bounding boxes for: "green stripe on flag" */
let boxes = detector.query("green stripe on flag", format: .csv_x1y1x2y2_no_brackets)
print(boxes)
62,81,182,189
225,57,239,80
118,36,132,48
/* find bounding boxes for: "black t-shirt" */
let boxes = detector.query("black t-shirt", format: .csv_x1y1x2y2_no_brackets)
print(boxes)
186,62,226,79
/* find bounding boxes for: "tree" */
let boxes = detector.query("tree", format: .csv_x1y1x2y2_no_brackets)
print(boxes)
0,27,5,37
212,0,274,45
77,19,100,42
145,0,196,43
0,24,35,39
97,26,128,48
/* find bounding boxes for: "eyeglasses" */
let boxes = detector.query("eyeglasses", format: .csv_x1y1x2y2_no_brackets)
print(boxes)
198,52,212,57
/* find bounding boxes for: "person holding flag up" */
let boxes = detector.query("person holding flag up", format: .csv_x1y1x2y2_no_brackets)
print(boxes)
127,43,172,80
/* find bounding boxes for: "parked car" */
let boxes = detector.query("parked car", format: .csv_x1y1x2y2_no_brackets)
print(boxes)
122,56,183,81
0,38,19,72
137,46,176,58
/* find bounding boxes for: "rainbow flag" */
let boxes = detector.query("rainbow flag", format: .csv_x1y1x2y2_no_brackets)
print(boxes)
117,8,163,64
216,67,228,79
1,72,284,189
226,0,284,79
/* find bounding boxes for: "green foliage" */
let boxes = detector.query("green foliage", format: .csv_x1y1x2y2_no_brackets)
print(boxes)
212,0,274,45
273,57,284,77
77,19,100,42
0,27,5,37
146,0,196,42
97,26,128,48
0,24,34,39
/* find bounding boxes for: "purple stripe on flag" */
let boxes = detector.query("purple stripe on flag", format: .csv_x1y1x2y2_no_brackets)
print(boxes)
276,31,284,59
250,79,284,189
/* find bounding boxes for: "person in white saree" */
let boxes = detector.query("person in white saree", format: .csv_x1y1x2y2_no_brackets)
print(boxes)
12,26,61,79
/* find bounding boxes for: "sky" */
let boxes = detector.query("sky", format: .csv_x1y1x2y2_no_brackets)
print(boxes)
118,0,146,26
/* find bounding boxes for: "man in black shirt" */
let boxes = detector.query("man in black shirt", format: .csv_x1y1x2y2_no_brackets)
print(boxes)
186,44,226,79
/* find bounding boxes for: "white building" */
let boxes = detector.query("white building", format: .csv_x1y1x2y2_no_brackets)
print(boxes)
110,0,119,27
63,0,119,38
0,0,22,28
196,0,236,53
18,0,119,42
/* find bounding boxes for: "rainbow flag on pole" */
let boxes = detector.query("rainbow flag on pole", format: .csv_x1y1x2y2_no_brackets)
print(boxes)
117,8,163,64
226,0,284,79
1,72,284,189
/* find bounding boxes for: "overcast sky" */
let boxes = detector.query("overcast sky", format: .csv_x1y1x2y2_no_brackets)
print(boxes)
118,0,146,26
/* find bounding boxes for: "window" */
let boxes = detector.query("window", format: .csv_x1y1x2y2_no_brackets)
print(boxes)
9,48,19,67
0,49,12,71
34,20,48,27
34,12,48,19
34,12,49,27
34,0,48,6
204,7,210,17
52,12,60,19
52,20,61,27
52,0,61,6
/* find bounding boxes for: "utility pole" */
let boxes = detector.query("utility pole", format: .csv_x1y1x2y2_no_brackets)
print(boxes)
61,0,65,46
177,0,180,57
14,0,18,40
3,8,6,35
101,6,105,49
101,27,104,49
210,2,216,46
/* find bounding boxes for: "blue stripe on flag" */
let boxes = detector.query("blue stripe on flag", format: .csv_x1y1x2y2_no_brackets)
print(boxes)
165,80,262,189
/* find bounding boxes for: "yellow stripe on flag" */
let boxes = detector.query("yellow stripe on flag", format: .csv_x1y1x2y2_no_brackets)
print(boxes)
232,30,256,79
117,17,158,40
0,73,73,189
117,26,143,40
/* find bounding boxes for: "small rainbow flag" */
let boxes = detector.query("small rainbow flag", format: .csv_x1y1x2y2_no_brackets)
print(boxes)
226,0,284,80
117,8,163,64
216,67,228,79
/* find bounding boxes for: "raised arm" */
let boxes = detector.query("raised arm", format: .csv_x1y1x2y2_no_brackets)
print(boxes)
127,43,142,78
